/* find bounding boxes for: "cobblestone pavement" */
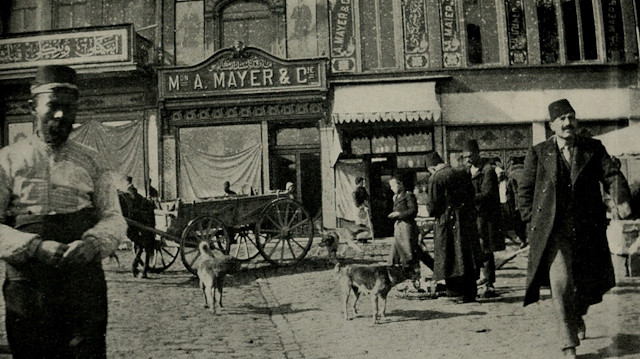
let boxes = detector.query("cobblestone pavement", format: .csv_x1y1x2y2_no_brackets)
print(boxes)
0,239,638,359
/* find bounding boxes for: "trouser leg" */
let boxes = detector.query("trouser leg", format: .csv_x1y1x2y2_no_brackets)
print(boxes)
547,234,581,350
482,253,496,286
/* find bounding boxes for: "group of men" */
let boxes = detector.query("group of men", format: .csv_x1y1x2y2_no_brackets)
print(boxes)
423,98,632,358
0,64,633,358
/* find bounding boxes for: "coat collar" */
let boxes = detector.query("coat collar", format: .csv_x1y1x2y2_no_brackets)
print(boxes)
541,135,594,185
393,191,409,204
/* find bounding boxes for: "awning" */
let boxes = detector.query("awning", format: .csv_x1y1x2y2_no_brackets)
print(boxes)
331,82,441,124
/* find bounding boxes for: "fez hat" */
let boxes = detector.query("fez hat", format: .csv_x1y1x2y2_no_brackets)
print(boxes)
355,176,364,184
31,65,78,96
548,99,574,120
425,151,444,167
462,139,480,153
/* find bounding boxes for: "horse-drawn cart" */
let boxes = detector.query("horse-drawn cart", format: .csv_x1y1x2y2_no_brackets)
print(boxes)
121,192,315,275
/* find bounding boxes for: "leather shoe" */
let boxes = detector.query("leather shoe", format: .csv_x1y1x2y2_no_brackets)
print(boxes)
482,288,500,298
577,320,586,340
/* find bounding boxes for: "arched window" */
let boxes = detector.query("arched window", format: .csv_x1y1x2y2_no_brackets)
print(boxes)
220,1,276,51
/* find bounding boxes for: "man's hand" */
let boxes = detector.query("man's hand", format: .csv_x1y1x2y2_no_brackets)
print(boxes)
61,240,99,265
616,202,633,220
388,211,400,219
34,240,69,266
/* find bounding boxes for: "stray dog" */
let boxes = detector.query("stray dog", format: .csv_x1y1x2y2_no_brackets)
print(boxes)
313,222,365,263
335,263,419,324
197,242,241,314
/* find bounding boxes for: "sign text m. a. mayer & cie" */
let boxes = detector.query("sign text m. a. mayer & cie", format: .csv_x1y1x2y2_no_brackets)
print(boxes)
159,46,327,99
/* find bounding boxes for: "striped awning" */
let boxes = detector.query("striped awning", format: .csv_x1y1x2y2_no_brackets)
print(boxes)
331,82,441,124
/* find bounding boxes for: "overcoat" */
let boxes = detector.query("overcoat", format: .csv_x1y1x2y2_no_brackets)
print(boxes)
388,190,420,266
517,135,631,306
427,165,481,281
470,160,505,253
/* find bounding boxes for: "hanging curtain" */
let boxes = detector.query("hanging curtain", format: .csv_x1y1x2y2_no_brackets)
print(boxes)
179,142,262,200
70,120,145,191
335,161,364,221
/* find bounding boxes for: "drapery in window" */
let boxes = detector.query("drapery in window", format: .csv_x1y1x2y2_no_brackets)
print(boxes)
70,120,145,191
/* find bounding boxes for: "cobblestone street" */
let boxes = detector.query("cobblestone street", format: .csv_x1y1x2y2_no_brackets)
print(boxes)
0,240,639,359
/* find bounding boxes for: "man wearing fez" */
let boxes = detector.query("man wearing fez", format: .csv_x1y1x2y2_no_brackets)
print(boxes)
0,65,127,358
518,99,632,358
462,139,504,298
426,151,481,303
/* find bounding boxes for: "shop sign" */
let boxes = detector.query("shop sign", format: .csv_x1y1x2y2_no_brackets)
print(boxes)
604,0,625,61
0,26,129,70
159,46,327,99
403,0,429,69
505,0,528,65
440,0,462,68
329,0,357,73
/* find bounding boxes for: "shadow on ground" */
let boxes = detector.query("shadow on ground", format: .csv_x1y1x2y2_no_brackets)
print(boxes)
382,309,486,324
580,333,640,359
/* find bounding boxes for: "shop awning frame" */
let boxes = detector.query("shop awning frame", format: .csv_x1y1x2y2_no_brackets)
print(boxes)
331,81,441,124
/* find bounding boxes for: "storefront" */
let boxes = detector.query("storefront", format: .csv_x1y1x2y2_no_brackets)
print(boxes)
0,24,157,194
158,43,328,218
327,80,443,236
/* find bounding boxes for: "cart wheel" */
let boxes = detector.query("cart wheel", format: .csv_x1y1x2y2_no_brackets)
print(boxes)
180,216,230,275
133,236,180,273
229,226,262,261
255,198,314,266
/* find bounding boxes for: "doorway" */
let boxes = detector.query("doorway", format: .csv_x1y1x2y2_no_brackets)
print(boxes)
368,156,396,238
270,150,321,218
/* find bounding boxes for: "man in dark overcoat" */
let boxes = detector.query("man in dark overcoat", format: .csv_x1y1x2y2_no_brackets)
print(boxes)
462,139,505,298
426,151,481,303
518,99,632,358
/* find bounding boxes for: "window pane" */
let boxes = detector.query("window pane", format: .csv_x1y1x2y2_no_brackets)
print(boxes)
276,127,320,146
222,2,274,51
379,0,397,68
579,0,597,60
397,133,432,152
537,0,560,64
359,0,379,69
562,0,580,61
463,0,501,65
351,137,371,155
372,135,395,153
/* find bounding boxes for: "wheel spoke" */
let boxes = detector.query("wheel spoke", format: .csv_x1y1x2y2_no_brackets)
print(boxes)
290,237,306,250
286,239,297,258
274,205,284,226
266,237,284,258
286,207,301,227
288,218,309,232
265,214,280,229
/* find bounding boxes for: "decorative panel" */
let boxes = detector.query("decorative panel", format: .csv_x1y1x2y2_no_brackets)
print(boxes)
287,0,318,58
329,0,357,73
402,0,430,68
440,0,462,68
505,0,528,65
163,137,177,200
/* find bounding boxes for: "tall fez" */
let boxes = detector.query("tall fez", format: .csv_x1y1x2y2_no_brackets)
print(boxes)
462,139,480,153
548,99,575,121
425,151,444,167
31,65,79,96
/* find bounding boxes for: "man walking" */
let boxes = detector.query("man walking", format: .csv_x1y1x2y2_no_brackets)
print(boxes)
0,65,127,358
426,151,481,303
518,98,632,358
462,139,504,298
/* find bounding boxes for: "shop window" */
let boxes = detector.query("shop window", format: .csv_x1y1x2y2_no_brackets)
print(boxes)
176,0,205,65
358,0,402,70
7,0,38,33
351,137,371,155
462,0,501,65
397,132,432,152
221,1,275,52
53,0,91,29
372,135,396,153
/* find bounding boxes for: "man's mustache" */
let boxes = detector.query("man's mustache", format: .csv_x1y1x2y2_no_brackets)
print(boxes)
561,125,574,131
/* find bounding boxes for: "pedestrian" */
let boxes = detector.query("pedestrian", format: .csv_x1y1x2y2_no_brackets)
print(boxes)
285,181,295,200
426,151,481,303
517,98,632,358
387,173,420,271
352,176,372,242
223,181,237,196
148,178,158,199
462,139,504,298
506,164,528,248
126,175,138,196
0,65,127,358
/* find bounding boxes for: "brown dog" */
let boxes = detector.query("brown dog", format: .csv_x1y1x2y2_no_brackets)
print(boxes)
313,223,365,263
335,263,419,324
197,242,241,314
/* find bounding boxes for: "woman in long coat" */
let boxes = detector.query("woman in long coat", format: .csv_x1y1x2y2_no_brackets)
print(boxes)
387,174,420,268
426,155,481,302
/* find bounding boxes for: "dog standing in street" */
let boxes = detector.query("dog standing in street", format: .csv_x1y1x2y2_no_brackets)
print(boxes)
335,263,419,324
197,242,241,314
313,222,366,263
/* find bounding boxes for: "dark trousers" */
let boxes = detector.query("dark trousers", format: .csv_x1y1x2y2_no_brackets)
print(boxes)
445,273,477,301
4,267,107,359
4,210,107,359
